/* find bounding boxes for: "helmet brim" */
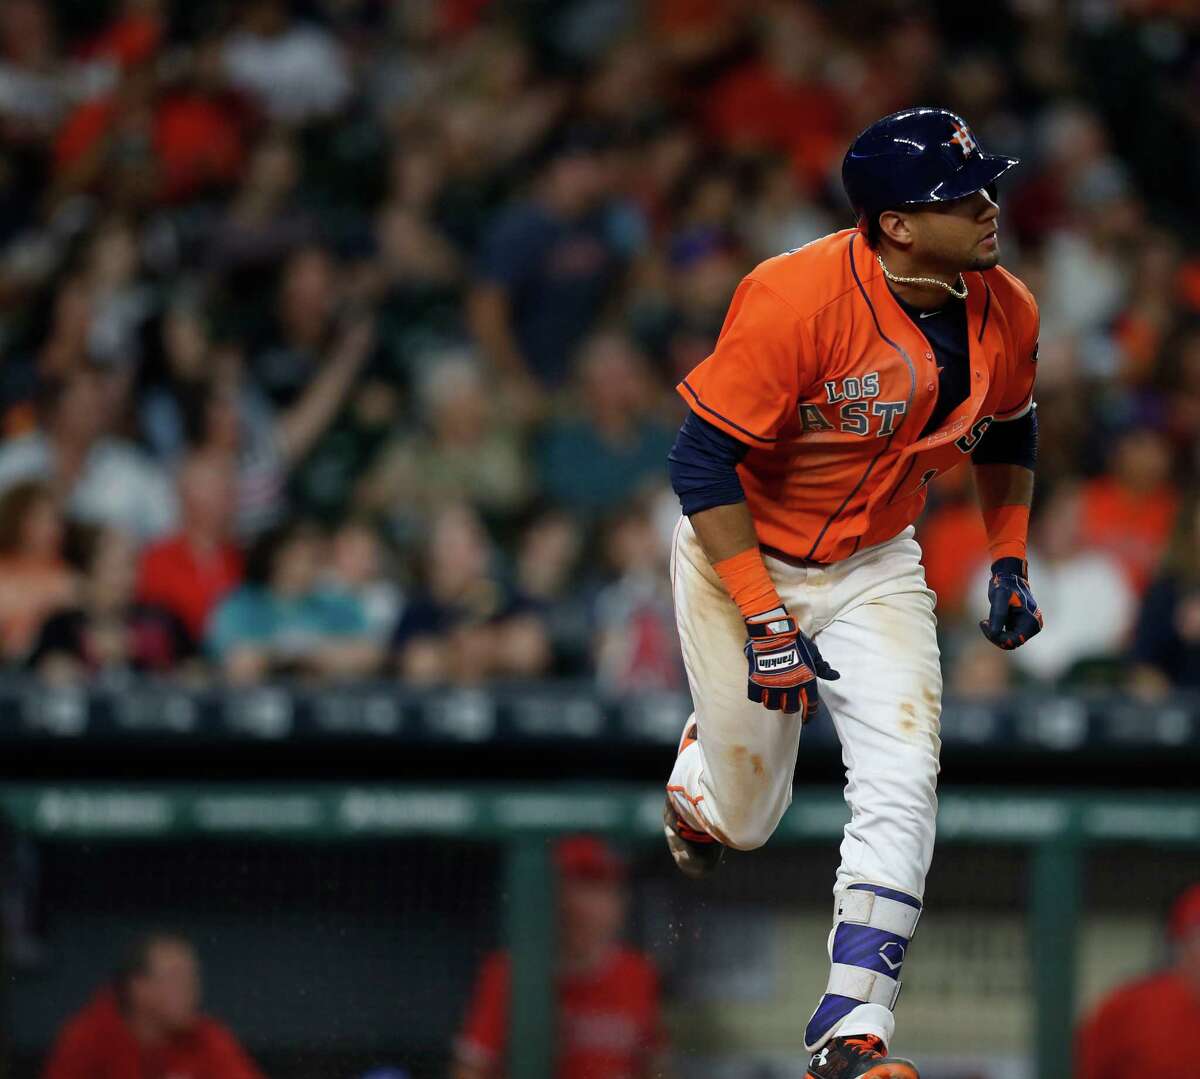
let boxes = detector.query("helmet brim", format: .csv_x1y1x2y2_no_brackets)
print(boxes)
919,152,1020,204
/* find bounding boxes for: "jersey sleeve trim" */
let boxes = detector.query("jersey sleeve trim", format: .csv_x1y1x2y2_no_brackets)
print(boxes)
678,379,779,444
994,392,1034,422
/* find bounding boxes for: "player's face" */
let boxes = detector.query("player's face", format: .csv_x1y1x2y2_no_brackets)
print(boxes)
559,877,626,958
133,942,201,1033
907,189,1001,273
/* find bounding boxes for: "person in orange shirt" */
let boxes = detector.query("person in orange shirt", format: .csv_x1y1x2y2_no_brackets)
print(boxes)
1076,884,1200,1079
1077,424,1178,595
43,932,265,1079
452,837,666,1079
663,108,1045,1079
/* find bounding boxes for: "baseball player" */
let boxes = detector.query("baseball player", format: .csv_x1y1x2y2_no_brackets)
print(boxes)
662,108,1044,1079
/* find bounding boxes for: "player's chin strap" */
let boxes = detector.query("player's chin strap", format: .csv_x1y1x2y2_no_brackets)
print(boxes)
803,882,923,1052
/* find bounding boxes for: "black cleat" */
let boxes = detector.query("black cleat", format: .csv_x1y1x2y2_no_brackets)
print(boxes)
663,797,725,879
806,1035,919,1079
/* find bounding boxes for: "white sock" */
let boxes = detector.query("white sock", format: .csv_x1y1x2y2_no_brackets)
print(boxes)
833,1003,895,1048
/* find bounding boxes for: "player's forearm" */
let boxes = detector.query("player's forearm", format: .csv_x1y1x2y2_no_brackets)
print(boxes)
973,462,1034,561
974,462,1034,510
972,405,1037,562
689,501,784,619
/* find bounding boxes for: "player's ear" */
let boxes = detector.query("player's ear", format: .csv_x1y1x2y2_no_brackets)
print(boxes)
877,209,913,248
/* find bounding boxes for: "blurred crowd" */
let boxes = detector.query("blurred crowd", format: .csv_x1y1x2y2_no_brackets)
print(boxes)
0,0,1198,693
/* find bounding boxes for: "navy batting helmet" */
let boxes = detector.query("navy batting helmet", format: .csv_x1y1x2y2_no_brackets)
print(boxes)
842,107,1019,224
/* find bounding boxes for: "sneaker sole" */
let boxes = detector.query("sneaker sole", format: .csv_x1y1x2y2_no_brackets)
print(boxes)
807,1058,919,1079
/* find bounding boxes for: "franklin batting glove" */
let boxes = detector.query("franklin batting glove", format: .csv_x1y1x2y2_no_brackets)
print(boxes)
744,609,840,721
979,557,1044,650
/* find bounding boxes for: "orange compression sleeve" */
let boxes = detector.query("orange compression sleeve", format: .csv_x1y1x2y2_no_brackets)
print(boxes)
712,547,784,621
981,503,1030,562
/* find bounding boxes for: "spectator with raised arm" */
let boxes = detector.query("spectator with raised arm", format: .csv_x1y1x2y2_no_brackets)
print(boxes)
185,315,375,538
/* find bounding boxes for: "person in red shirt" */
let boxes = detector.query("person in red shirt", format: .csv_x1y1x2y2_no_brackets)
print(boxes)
702,4,844,191
1075,884,1200,1079
453,837,666,1079
43,931,265,1079
137,452,243,646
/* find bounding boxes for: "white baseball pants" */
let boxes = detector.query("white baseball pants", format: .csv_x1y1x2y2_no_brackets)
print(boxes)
666,516,943,1043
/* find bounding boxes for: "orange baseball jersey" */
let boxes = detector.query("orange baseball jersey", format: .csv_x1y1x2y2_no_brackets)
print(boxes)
678,228,1039,563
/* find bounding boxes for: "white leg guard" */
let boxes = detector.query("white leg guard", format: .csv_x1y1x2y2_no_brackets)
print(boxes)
803,882,922,1052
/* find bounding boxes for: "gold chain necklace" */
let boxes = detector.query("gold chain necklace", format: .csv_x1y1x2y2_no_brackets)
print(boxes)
876,253,968,301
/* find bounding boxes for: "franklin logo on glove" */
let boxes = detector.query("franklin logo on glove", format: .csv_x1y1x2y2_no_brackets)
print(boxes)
743,609,839,722
759,649,800,671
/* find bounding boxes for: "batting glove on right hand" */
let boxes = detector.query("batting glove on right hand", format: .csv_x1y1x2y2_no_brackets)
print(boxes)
744,609,840,722
979,557,1044,650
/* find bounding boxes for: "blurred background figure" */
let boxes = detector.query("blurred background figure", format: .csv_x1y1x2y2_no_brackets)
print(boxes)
452,837,666,1079
136,450,242,652
1075,884,1200,1079
392,502,549,685
208,519,380,685
468,128,628,412
594,502,682,694
1076,424,1178,597
536,331,674,521
221,0,350,126
0,368,177,541
356,348,532,539
42,931,264,1079
324,517,404,645
28,525,192,683
1130,493,1200,696
0,480,76,664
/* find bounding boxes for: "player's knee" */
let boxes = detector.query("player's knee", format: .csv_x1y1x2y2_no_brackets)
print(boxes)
720,823,773,852
712,803,782,851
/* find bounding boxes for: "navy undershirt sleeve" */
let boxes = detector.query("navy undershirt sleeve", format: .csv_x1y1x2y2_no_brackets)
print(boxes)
668,411,749,516
972,404,1038,469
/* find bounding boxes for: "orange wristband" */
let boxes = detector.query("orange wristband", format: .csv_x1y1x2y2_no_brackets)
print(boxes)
981,503,1030,562
712,547,783,621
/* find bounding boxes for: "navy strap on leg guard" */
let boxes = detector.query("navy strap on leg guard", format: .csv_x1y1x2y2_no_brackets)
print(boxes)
804,882,923,1051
